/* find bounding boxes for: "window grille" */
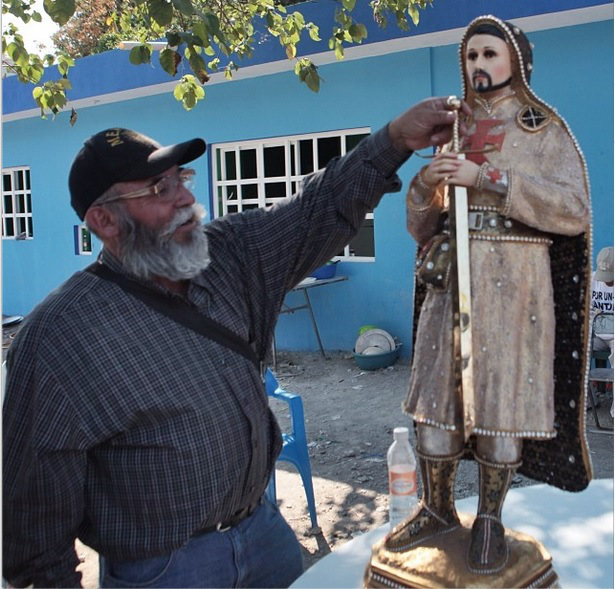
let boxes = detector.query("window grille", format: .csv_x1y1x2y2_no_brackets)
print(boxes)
2,167,33,240
212,128,374,260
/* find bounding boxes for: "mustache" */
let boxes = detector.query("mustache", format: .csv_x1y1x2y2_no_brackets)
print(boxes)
472,69,492,85
162,203,207,238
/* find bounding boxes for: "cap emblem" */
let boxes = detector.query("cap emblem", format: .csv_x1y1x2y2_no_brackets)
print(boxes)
105,129,124,147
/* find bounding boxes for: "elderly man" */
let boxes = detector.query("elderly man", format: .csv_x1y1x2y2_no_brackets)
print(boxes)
3,97,466,588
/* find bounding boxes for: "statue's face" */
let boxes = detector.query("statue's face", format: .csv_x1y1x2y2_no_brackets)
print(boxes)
465,34,512,96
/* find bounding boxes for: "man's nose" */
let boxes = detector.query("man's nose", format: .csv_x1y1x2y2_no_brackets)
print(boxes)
175,182,196,207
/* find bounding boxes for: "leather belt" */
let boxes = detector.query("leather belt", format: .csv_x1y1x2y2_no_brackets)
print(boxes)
193,497,263,536
466,211,551,243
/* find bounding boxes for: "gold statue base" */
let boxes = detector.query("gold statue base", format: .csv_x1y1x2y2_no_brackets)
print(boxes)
364,513,558,588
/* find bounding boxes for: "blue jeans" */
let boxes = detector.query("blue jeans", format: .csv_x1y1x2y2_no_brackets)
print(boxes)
100,497,303,588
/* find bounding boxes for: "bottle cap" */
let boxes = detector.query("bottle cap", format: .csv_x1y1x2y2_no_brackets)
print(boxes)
393,427,409,439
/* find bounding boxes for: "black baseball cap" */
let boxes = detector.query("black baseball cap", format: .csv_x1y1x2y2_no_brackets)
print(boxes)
69,128,207,220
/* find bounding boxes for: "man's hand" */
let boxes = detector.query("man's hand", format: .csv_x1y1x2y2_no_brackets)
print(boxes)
388,97,472,153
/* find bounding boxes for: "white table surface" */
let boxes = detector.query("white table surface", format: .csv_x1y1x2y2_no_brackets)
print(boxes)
291,479,613,589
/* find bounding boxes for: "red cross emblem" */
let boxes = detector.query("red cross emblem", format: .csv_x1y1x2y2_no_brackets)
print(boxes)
463,119,505,165
486,167,502,183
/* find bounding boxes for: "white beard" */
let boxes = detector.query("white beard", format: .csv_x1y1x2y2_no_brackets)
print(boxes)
116,203,210,282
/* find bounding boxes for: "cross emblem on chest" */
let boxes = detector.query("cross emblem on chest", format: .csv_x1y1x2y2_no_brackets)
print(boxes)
519,107,548,130
464,119,505,165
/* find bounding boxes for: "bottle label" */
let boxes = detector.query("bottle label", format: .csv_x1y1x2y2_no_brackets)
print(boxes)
389,466,417,496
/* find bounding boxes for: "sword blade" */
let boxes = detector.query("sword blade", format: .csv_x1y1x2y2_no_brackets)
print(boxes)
449,155,475,441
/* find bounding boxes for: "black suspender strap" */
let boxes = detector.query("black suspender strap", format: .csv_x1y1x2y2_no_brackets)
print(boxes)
86,263,260,369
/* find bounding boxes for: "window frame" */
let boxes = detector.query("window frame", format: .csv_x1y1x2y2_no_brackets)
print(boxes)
2,166,33,240
211,127,374,261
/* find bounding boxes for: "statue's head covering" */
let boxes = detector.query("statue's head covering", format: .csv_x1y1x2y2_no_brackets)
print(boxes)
459,15,535,107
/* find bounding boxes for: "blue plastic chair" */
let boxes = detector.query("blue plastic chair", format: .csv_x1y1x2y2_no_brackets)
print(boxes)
264,368,318,528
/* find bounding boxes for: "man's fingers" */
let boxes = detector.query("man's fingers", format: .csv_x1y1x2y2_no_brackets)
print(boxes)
430,130,453,146
439,96,471,116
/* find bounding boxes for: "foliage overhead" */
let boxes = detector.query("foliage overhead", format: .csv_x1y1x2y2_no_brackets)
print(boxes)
2,0,434,120
51,0,124,58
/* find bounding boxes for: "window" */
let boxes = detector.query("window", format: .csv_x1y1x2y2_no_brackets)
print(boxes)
2,167,33,239
212,128,374,260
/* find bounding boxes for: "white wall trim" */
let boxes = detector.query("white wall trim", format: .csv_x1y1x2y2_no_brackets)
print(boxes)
3,4,612,122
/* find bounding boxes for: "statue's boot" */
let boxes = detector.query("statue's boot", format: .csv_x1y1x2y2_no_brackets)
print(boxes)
384,452,462,552
467,457,521,574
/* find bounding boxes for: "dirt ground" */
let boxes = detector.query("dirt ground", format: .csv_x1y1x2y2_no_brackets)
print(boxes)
3,326,613,587
267,352,614,573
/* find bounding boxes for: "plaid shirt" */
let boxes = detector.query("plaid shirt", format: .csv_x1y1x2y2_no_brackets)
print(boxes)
3,126,408,587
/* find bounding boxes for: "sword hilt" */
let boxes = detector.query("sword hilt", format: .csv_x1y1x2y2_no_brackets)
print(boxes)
446,95,462,153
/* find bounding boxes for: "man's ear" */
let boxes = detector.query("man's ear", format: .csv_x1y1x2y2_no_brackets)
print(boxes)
85,205,120,239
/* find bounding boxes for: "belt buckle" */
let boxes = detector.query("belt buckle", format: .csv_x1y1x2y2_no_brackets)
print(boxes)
216,522,231,533
468,212,483,231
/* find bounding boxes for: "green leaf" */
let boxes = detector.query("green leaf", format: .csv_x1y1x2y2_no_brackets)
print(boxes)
305,68,320,92
285,43,296,59
173,75,204,111
408,4,419,26
149,0,173,27
341,0,356,10
349,23,367,41
57,54,74,76
204,13,221,38
295,59,320,93
31,11,42,23
334,43,344,60
308,25,321,42
32,87,43,100
171,0,194,16
184,92,196,109
177,32,204,47
192,22,211,46
160,48,181,76
173,83,185,101
166,32,182,47
43,0,75,26
188,50,209,84
14,47,29,67
129,45,152,65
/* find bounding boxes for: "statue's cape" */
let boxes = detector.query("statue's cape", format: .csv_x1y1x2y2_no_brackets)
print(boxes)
411,231,593,492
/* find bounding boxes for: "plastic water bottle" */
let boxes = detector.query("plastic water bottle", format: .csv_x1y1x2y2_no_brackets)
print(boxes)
387,427,418,530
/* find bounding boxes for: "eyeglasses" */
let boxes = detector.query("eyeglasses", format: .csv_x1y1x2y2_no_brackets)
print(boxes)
99,168,196,204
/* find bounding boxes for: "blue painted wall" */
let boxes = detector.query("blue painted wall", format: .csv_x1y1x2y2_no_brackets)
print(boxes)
3,14,612,357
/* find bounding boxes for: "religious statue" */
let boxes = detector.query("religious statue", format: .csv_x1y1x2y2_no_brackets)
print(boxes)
365,14,592,588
